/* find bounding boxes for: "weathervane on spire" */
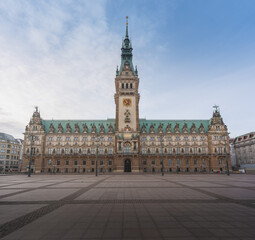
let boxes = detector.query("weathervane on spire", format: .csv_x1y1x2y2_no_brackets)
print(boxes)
213,104,219,112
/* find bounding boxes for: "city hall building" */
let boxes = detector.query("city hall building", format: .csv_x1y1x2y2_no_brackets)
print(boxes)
22,20,230,174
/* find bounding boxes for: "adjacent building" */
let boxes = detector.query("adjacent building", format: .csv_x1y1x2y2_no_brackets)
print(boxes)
233,132,255,171
0,133,22,173
22,19,231,174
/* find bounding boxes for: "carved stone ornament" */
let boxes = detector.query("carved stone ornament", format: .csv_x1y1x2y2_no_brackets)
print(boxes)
91,124,97,133
141,124,147,133
49,123,55,133
157,124,163,133
25,125,29,131
174,123,180,133
124,110,131,123
149,124,155,133
66,123,71,133
190,123,196,133
108,124,113,133
182,123,188,133
100,124,105,133
198,123,205,133
166,123,171,133
57,123,63,133
83,124,88,133
74,123,80,133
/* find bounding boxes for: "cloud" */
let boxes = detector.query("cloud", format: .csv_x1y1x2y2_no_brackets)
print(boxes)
0,0,120,139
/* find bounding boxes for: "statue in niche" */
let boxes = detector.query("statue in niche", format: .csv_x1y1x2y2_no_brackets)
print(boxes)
141,124,147,133
57,123,63,133
83,123,88,133
66,123,71,133
157,123,163,133
149,124,155,133
166,123,171,133
124,110,131,123
190,123,196,133
91,124,97,133
198,123,205,133
182,123,188,133
108,124,113,133
49,123,55,133
100,124,105,133
74,123,80,133
174,123,180,133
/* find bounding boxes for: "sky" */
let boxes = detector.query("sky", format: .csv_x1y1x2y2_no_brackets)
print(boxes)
0,0,254,139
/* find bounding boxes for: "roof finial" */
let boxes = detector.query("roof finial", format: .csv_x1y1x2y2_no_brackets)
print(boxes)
213,104,219,112
126,16,128,38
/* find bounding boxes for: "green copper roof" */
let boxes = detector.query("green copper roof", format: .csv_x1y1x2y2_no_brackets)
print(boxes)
117,17,137,76
42,119,115,134
139,119,210,133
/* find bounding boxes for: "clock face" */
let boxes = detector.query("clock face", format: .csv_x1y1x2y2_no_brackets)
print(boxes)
123,98,132,107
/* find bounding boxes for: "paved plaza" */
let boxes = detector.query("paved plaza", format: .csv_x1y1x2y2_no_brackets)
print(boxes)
0,174,255,240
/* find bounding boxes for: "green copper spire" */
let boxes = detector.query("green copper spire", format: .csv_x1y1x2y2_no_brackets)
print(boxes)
117,16,137,76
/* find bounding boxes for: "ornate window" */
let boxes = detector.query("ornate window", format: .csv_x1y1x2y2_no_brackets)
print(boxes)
123,142,131,154
83,137,87,141
74,137,78,141
202,147,206,154
74,148,78,154
91,148,96,154
83,148,87,154
65,148,70,154
109,160,112,165
168,159,172,165
99,148,104,155
56,148,61,155
108,137,112,141
143,159,147,165
185,159,189,165
57,137,61,141
142,148,147,154
83,160,86,165
150,147,155,154
48,148,53,155
184,136,188,141
108,148,113,154
66,137,70,141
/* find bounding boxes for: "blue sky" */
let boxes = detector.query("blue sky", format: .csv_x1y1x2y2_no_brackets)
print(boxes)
0,0,254,138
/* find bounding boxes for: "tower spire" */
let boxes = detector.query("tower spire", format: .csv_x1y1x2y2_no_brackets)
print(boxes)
117,17,137,76
126,16,129,38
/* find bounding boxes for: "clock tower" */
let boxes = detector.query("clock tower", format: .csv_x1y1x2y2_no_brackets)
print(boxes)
114,17,140,171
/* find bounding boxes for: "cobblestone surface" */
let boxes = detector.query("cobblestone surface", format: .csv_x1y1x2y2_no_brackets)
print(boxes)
0,174,254,239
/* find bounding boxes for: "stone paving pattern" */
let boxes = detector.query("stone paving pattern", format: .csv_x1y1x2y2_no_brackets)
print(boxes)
0,174,254,239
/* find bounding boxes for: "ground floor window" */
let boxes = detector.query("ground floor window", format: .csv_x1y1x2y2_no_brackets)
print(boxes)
108,168,112,172
83,168,86,172
91,168,94,172
194,168,197,172
169,168,172,172
143,168,147,172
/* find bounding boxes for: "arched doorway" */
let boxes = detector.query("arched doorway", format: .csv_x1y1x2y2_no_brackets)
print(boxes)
124,159,131,172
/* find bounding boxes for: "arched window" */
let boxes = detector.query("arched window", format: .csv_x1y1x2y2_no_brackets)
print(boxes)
123,142,131,153
130,83,133,88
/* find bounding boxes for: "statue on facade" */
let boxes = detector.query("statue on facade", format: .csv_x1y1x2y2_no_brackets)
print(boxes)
100,124,105,133
83,123,88,133
174,123,180,133
49,123,55,133
57,123,63,133
66,123,71,133
74,123,80,133
166,123,171,133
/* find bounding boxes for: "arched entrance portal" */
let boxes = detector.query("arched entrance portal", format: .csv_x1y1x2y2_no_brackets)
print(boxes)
124,159,131,172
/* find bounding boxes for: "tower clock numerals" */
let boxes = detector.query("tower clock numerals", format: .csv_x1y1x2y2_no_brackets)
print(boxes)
123,98,132,106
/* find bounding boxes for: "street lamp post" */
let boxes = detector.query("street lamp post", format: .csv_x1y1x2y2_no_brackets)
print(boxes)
160,135,164,176
28,135,33,177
